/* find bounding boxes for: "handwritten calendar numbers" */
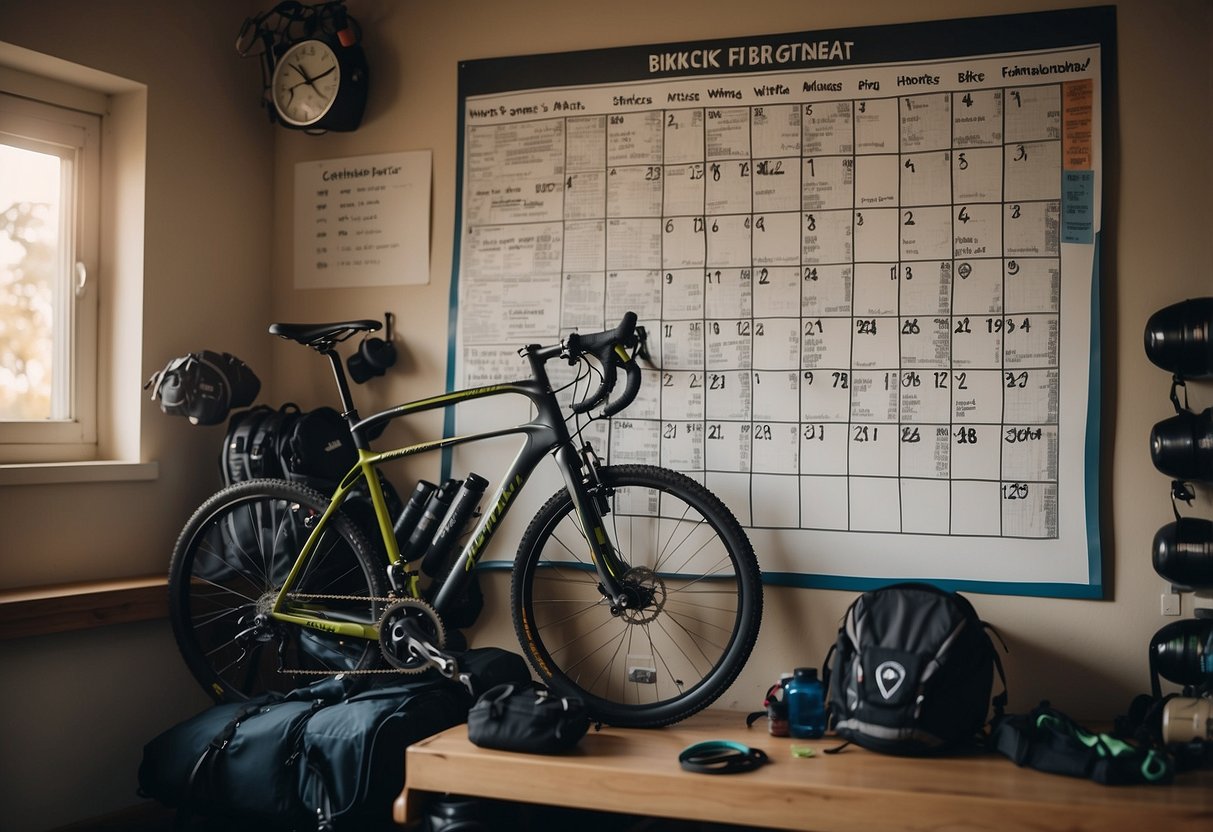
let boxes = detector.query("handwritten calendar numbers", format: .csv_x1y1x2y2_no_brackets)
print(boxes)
1005,258,1060,314
951,424,1002,480
1004,86,1062,143
802,156,855,211
953,146,1003,203
753,158,800,212
1004,201,1061,257
901,424,952,479
1002,481,1058,538
952,203,1002,258
952,88,1003,147
660,420,704,471
751,212,802,267
1003,425,1059,481
705,420,751,473
850,371,898,422
752,370,799,422
802,100,853,155
901,205,952,260
705,268,754,318
753,318,802,370
900,371,951,424
900,92,951,151
663,108,705,163
900,314,951,368
855,97,898,153
705,159,752,214
1005,368,1060,423
751,422,800,475
801,368,851,423
706,317,752,370
802,210,853,264
1004,140,1062,202
800,261,843,301
752,266,799,316
707,213,754,267
705,369,751,421
1003,313,1060,367
459,53,1088,551
564,171,607,220
661,370,705,421
900,151,952,206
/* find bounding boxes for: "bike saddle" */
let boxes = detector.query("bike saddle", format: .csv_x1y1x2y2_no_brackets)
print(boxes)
268,319,380,347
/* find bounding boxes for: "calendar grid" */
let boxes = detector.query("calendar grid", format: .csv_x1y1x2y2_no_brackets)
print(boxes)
461,74,1083,542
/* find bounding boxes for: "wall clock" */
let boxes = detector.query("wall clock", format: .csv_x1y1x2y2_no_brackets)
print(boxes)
270,35,368,132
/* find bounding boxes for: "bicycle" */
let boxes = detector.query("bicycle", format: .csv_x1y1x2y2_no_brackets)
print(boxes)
168,312,763,727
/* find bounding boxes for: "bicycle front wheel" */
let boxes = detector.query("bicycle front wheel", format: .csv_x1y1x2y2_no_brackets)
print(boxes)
169,479,386,702
511,464,762,727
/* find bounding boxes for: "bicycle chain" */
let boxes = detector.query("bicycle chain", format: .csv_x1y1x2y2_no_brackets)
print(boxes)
278,592,430,676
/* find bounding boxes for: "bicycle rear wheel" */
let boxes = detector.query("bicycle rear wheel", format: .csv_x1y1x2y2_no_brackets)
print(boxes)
169,479,386,702
511,464,762,727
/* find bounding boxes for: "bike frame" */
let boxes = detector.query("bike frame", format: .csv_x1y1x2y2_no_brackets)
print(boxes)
269,342,630,640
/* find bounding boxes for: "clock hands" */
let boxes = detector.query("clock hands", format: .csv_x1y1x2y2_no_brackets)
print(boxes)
287,62,336,93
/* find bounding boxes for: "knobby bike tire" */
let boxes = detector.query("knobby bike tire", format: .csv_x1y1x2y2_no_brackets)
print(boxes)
510,464,762,727
168,478,386,702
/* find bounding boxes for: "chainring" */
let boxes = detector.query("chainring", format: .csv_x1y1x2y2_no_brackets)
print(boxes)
378,597,447,675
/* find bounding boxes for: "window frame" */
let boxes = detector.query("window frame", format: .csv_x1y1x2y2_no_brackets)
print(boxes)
0,91,101,459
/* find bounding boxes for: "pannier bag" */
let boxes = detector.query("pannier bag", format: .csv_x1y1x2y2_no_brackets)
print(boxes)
146,350,260,426
823,582,1007,755
139,647,531,831
467,682,590,754
221,403,358,488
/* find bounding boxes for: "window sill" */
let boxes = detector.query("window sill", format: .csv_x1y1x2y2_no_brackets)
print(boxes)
0,575,167,640
0,460,158,486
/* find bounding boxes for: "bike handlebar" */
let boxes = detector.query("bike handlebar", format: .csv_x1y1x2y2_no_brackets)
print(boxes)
564,312,645,417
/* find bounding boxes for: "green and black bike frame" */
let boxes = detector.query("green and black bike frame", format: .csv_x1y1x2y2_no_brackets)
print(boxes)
269,341,632,638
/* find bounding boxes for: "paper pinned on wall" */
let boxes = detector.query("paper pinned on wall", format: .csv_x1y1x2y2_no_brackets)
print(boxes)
293,149,431,288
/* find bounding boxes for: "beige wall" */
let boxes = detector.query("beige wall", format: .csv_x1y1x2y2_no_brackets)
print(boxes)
0,0,1210,828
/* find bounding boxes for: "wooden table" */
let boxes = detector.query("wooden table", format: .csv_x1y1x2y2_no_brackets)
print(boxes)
395,710,1213,831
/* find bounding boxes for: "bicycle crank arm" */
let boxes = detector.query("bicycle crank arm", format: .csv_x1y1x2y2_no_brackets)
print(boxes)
390,616,459,679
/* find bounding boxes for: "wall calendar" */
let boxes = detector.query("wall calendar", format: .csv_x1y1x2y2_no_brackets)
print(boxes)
448,7,1115,597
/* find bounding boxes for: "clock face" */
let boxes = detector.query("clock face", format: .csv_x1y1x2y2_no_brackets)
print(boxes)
271,40,342,127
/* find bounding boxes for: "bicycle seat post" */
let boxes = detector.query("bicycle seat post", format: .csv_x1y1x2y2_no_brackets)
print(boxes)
320,346,365,447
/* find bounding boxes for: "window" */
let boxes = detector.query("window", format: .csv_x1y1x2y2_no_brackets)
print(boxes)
0,92,100,458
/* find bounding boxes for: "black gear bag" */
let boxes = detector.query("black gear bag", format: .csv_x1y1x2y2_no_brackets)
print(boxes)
823,582,1007,755
146,350,260,426
138,647,530,831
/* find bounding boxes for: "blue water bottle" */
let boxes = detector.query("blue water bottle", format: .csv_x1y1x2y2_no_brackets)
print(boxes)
785,666,826,739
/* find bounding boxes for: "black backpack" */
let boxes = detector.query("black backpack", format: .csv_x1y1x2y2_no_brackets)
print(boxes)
823,582,1007,755
146,350,260,426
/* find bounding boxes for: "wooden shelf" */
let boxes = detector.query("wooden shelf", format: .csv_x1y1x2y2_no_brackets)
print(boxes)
0,575,168,640
397,709,1213,831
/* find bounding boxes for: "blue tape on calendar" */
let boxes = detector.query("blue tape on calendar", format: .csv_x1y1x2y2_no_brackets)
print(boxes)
1061,170,1095,244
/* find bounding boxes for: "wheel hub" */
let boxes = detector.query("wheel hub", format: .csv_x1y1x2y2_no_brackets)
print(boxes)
614,566,666,624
